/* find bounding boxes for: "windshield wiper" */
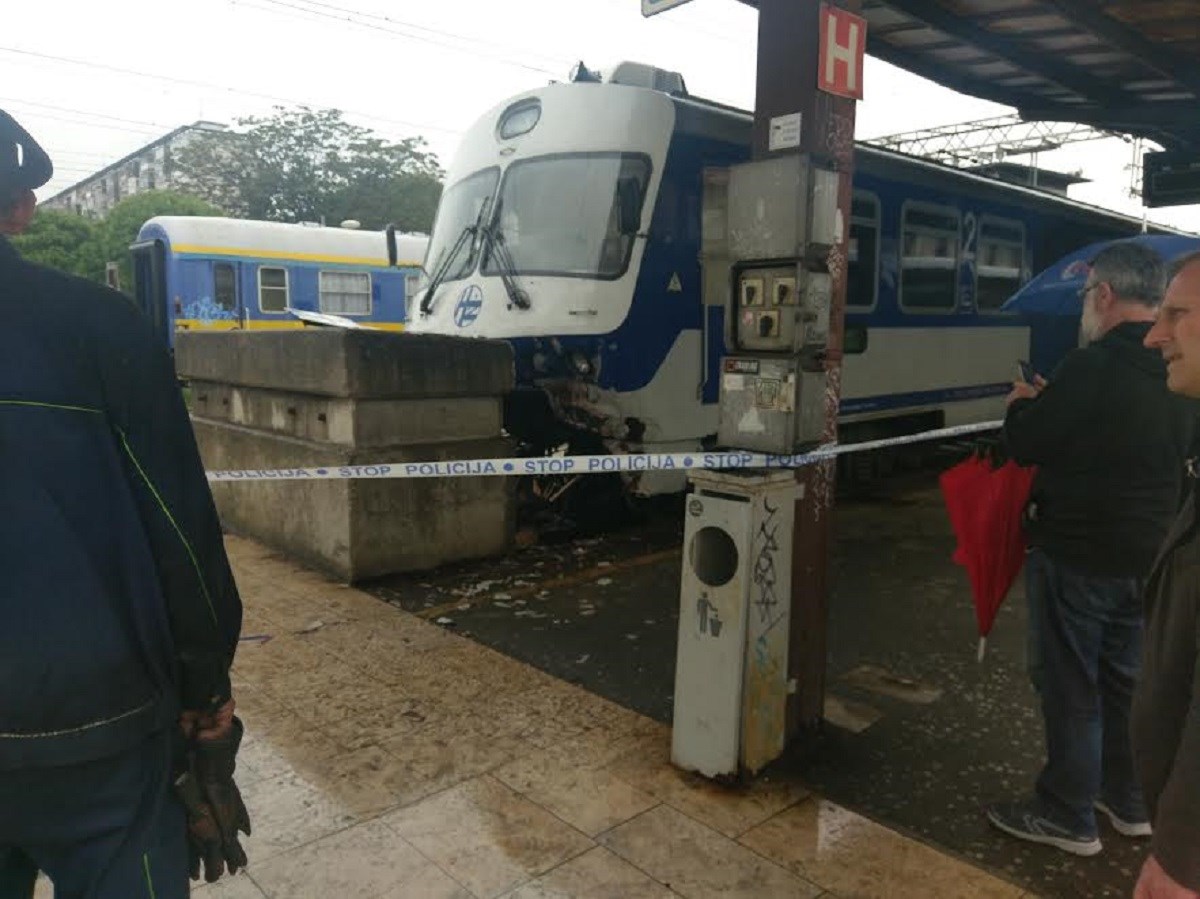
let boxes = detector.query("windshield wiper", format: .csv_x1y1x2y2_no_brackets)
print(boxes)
419,197,492,315
482,199,530,311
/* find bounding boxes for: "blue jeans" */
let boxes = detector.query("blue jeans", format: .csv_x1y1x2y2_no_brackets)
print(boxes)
0,731,188,899
1025,548,1146,834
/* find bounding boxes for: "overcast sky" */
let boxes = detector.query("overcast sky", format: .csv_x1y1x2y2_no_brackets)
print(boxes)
8,0,1198,232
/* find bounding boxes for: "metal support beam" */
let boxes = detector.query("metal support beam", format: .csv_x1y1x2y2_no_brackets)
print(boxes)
1041,0,1200,99
869,113,1119,168
1021,100,1200,131
754,0,860,740
880,0,1127,104
731,0,1200,155
865,42,1045,112
1018,103,1197,151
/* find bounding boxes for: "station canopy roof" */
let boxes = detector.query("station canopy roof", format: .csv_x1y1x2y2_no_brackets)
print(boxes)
737,0,1200,151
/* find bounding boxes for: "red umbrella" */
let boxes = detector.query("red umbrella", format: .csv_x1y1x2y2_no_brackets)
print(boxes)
939,453,1037,661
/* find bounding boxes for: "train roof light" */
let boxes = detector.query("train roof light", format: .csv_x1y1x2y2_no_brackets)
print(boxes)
568,60,688,96
608,61,688,96
570,61,603,84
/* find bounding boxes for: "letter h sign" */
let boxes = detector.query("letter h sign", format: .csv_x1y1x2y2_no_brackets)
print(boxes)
818,3,867,101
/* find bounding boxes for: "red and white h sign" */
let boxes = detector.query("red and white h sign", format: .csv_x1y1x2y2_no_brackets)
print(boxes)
818,3,867,101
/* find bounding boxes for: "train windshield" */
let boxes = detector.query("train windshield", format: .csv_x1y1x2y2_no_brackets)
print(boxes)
424,166,499,284
483,153,650,280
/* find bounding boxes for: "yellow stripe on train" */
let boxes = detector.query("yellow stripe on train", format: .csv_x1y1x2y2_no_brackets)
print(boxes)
170,243,423,268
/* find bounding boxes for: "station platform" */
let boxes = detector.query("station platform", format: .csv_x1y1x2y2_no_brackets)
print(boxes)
361,475,1152,899
32,476,1144,898
212,527,1041,899
36,520,1035,899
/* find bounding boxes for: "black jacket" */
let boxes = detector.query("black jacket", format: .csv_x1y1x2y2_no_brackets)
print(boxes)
0,237,241,770
1132,473,1200,890
1004,321,1196,578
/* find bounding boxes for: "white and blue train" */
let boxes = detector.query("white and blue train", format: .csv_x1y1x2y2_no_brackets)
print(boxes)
406,62,1180,495
131,216,428,346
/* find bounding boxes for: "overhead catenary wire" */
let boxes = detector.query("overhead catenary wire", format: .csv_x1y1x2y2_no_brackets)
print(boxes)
232,0,558,77
0,46,464,138
0,97,176,133
236,0,574,74
0,107,163,138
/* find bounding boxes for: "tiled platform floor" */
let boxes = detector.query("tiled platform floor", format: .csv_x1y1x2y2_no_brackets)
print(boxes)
38,535,1038,898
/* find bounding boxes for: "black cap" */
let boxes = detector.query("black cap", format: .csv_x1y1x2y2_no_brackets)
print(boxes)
0,109,52,192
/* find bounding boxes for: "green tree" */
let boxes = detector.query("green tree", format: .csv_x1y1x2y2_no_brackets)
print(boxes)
96,190,223,289
11,209,104,282
328,166,442,235
172,106,443,231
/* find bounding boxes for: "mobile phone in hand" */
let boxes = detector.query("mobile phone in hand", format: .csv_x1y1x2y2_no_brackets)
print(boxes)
1017,360,1036,383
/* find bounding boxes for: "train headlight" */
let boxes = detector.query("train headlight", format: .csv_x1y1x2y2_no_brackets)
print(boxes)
498,99,541,140
570,352,593,377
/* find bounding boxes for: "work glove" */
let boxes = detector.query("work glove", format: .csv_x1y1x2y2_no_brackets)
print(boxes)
173,715,252,882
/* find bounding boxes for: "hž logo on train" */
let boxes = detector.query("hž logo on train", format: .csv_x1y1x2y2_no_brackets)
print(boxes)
454,285,483,328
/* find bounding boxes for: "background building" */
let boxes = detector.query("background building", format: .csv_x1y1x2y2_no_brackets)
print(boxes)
41,121,227,219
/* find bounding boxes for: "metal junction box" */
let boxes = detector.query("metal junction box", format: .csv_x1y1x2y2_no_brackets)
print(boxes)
727,155,840,263
716,356,826,455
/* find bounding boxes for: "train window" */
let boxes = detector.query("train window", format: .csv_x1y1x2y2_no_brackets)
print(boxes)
258,266,288,313
425,167,500,286
319,271,372,316
976,218,1026,312
847,193,879,310
484,152,652,281
900,204,959,311
404,274,422,318
213,263,237,313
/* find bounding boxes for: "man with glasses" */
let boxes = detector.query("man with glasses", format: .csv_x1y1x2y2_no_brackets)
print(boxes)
1132,250,1200,899
986,241,1195,857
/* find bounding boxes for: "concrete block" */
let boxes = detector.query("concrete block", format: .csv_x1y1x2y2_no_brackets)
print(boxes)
193,418,515,582
174,330,514,399
188,382,502,446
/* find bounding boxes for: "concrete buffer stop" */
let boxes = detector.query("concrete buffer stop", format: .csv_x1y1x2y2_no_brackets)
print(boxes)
658,0,1200,782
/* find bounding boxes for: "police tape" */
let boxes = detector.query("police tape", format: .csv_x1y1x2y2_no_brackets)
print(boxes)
203,420,1002,482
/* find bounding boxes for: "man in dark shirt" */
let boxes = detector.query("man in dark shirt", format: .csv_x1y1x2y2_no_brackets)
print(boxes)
0,111,248,897
986,241,1194,857
1133,250,1200,899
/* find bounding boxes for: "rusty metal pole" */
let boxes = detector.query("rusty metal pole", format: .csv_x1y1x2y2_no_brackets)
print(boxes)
752,0,861,741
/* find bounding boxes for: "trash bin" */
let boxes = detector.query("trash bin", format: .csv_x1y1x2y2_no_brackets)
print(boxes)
672,468,798,779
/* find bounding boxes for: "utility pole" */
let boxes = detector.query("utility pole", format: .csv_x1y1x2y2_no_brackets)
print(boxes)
752,0,862,738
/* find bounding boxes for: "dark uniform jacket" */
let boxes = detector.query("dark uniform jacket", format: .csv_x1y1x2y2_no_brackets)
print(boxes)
0,236,241,770
1004,321,1196,578
1133,471,1200,891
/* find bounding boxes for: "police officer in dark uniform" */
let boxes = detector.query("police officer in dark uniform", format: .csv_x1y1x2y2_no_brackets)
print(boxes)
0,110,250,897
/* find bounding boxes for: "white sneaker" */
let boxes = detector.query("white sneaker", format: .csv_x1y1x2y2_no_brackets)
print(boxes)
986,802,1102,857
1095,801,1152,838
